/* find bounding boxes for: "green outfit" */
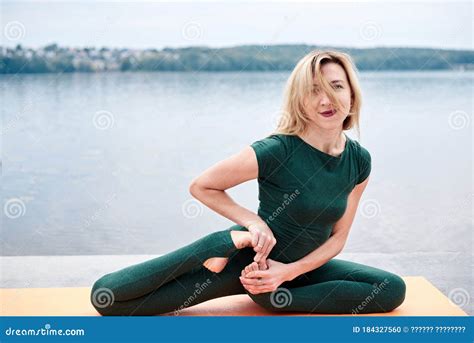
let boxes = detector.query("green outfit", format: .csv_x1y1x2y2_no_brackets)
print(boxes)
91,133,406,315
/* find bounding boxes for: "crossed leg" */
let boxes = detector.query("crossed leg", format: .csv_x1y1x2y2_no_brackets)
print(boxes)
246,258,406,314
90,226,254,316
91,226,405,315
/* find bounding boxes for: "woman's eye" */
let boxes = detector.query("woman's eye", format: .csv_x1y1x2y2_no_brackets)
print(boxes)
333,84,343,89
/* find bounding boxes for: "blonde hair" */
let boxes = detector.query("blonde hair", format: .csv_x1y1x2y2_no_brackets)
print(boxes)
273,50,363,139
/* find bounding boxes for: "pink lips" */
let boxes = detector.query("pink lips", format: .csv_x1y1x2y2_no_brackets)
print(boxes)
320,109,336,117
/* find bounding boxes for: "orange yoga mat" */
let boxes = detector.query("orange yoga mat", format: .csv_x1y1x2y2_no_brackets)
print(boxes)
0,277,467,316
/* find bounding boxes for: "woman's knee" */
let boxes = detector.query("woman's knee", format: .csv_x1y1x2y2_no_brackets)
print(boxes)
90,274,125,316
379,273,406,312
248,290,291,313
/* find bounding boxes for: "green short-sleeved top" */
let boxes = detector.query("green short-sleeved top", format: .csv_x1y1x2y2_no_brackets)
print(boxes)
250,133,371,263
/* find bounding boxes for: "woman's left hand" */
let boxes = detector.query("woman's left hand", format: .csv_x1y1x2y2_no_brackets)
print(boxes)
239,259,293,294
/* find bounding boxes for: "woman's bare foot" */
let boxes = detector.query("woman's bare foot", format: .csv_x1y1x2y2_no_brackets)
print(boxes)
230,230,252,249
241,261,260,277
203,230,252,273
203,257,229,273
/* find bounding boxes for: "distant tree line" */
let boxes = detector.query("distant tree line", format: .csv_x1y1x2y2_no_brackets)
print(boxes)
1,43,472,74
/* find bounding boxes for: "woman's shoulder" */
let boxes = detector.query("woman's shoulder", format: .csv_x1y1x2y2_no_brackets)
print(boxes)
251,133,292,152
350,138,371,160
349,138,372,184
250,133,293,179
255,132,292,142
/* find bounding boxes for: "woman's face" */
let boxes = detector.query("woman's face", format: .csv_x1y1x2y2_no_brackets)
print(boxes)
302,62,352,130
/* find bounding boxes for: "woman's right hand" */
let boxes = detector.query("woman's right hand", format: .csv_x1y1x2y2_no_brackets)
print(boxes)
246,221,277,269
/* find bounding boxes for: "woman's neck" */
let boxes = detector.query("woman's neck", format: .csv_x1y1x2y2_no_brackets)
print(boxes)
299,126,346,156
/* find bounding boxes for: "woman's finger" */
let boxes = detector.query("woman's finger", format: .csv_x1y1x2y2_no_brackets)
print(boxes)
254,234,270,261
251,231,260,249
246,286,269,294
262,238,277,262
260,236,272,260
240,277,267,286
253,251,262,263
255,233,266,253
259,261,268,270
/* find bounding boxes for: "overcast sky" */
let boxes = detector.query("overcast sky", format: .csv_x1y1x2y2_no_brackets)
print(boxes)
2,1,472,50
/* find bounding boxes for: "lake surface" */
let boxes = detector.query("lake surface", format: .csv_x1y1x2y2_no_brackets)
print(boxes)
1,71,472,313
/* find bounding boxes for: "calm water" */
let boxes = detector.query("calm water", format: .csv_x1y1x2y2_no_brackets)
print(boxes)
2,70,472,255
1,71,473,312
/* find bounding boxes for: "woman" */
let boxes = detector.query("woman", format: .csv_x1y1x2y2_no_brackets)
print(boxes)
90,50,406,315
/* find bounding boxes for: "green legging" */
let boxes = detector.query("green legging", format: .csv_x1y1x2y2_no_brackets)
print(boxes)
90,225,406,315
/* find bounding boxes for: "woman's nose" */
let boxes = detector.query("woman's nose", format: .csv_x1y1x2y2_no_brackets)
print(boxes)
319,92,331,105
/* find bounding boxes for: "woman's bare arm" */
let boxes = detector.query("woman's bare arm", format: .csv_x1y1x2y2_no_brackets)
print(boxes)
189,145,276,265
189,146,263,227
283,176,370,281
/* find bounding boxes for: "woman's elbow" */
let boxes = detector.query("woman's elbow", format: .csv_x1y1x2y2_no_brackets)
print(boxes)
190,176,214,198
189,178,203,198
